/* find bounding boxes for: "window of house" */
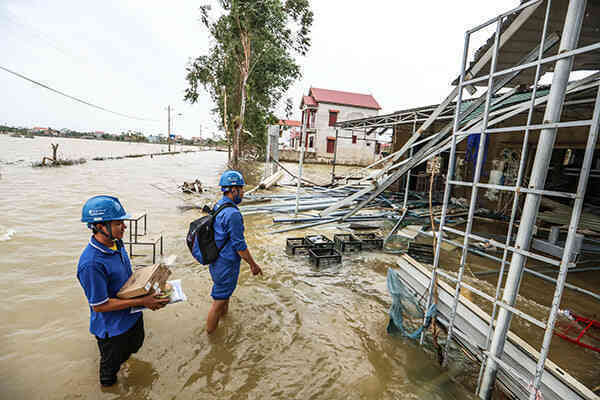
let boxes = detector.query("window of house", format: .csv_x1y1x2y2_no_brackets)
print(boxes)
309,136,314,148
326,138,336,153
328,110,339,126
352,135,357,144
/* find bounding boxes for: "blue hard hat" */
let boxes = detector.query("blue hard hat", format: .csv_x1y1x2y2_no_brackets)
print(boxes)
81,195,131,223
219,170,245,192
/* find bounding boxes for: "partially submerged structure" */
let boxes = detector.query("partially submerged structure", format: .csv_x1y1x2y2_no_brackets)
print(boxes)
264,0,600,399
328,1,600,398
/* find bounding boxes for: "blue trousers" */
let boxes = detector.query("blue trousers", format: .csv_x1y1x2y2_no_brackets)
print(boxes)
209,257,240,300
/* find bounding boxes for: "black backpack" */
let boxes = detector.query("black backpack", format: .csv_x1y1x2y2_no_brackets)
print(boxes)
186,202,235,265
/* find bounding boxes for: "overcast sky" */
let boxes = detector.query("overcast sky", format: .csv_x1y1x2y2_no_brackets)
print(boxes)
0,0,520,138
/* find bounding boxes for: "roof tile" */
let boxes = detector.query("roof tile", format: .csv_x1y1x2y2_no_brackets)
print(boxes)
310,87,381,110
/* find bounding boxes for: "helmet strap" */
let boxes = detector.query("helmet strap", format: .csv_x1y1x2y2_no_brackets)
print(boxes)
93,222,115,242
104,221,115,241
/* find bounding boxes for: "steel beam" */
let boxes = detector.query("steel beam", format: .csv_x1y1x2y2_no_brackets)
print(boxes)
530,47,600,400
295,108,309,215
479,2,588,397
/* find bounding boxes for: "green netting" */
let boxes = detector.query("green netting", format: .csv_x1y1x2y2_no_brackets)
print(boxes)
387,268,436,340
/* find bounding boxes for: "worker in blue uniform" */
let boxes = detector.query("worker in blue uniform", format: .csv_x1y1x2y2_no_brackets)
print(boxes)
192,170,262,334
77,195,168,387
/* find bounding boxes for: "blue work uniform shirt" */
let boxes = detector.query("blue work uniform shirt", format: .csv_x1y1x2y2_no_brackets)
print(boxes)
192,196,248,263
77,236,140,338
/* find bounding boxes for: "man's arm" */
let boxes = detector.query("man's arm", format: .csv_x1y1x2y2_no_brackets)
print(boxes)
228,211,262,276
78,263,168,313
238,248,262,275
93,295,168,312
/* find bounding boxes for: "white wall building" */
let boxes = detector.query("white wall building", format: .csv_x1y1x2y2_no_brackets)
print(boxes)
297,87,388,165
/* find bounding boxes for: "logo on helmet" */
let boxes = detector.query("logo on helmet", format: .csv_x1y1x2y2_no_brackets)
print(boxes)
89,209,105,216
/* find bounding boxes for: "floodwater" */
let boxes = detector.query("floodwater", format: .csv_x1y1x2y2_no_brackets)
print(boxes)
0,136,477,400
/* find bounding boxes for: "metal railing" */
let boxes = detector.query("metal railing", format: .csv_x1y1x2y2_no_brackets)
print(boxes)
415,1,600,399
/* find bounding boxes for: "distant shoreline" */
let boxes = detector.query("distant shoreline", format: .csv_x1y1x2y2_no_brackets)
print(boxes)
1,129,227,148
31,149,203,168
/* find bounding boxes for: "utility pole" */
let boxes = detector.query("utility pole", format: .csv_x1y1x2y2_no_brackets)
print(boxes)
167,105,171,152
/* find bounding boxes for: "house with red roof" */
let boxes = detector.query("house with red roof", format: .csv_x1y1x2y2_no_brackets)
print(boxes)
295,87,385,165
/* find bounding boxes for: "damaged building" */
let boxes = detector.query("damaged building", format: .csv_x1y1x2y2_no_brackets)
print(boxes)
324,0,600,399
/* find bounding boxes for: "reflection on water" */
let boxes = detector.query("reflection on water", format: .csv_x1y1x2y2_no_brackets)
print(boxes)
0,136,479,399
0,225,16,242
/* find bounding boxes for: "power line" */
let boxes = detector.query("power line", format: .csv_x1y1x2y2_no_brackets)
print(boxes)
0,65,160,122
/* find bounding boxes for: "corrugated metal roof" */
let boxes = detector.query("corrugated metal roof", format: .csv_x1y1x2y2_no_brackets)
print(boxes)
460,88,551,123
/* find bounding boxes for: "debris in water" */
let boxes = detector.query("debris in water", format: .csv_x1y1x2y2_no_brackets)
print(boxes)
180,179,203,193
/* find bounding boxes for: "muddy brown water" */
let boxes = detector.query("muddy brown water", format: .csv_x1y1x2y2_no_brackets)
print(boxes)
0,136,477,400
1,135,596,399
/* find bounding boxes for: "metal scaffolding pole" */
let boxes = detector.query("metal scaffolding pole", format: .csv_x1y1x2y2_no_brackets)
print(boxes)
402,117,417,210
479,1,588,398
295,108,309,215
443,19,502,366
530,70,600,400
419,29,471,346
331,128,339,185
476,0,553,393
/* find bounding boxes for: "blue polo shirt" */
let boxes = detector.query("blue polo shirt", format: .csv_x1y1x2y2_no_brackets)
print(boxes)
77,236,140,338
192,196,247,264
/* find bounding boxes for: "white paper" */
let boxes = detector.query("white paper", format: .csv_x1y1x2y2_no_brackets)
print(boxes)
130,279,187,313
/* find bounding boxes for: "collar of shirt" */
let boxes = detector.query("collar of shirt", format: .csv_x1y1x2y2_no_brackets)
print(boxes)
89,235,122,255
219,195,237,206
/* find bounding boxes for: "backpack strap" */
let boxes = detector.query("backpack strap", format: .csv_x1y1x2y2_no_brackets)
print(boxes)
211,201,236,218
211,202,237,253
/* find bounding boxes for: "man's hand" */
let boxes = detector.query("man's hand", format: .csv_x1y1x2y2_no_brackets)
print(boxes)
250,262,262,276
238,249,262,276
140,294,169,311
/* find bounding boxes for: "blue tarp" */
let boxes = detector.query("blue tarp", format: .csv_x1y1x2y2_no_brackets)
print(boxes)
386,268,436,340
465,133,489,176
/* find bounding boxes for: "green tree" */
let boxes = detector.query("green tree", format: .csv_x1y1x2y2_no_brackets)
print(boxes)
184,0,313,168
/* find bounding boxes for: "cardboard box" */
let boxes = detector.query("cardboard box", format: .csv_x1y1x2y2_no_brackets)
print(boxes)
117,264,172,299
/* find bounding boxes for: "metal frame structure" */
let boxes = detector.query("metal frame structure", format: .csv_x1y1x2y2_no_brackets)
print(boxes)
123,212,164,264
334,103,457,131
264,3,599,396
419,1,600,399
309,1,600,398
330,102,454,185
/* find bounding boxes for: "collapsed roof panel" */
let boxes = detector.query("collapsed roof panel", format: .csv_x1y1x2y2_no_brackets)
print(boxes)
460,0,600,87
